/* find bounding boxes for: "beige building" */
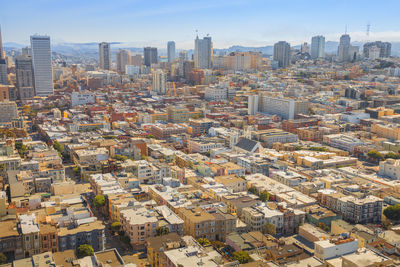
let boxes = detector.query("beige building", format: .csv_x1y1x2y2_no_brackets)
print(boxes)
379,159,400,179
0,100,18,123
371,123,400,140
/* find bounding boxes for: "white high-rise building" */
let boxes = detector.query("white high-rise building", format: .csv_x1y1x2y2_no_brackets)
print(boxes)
194,35,212,69
311,35,325,59
167,41,175,63
248,95,259,115
30,35,54,96
99,42,111,70
152,69,166,94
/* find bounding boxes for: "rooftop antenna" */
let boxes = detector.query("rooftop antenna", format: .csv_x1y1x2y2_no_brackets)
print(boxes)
366,22,371,36
195,29,198,38
345,25,347,34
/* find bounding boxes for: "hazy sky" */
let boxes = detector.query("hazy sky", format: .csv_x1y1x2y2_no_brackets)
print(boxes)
2,0,400,49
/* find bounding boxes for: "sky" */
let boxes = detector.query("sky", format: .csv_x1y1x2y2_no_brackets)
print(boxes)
1,0,400,49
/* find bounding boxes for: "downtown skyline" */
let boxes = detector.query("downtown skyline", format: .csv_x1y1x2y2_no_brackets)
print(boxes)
2,0,400,49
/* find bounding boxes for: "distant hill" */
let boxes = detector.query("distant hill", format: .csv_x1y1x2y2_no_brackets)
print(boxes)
4,41,400,57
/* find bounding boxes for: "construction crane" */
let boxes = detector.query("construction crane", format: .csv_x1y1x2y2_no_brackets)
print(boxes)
166,82,177,97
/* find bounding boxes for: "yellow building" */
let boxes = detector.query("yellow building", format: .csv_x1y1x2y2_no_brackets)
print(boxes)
371,123,400,140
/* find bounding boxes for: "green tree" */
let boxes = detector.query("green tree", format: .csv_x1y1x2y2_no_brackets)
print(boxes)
211,240,225,249
93,195,106,208
155,226,170,236
309,147,328,152
262,223,276,236
15,141,27,157
385,152,400,160
111,221,121,232
197,238,211,246
232,251,251,264
120,234,130,244
248,187,258,195
53,141,64,153
77,244,94,258
0,253,7,264
367,150,384,162
73,166,81,176
259,191,270,202
384,204,400,221
114,154,128,161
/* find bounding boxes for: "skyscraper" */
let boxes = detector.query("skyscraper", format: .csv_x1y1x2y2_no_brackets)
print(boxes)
363,41,391,58
15,55,34,88
144,47,158,67
152,69,166,94
337,34,359,62
116,49,131,74
311,35,325,59
30,35,54,96
273,41,291,68
0,26,7,85
194,35,212,69
0,25,4,59
337,34,350,62
178,50,187,77
99,42,111,70
167,41,176,63
16,55,35,100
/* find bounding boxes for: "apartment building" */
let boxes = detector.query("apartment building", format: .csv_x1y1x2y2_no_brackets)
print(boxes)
150,123,187,139
315,235,358,260
39,224,58,253
120,207,158,249
242,203,305,236
379,159,400,179
187,138,224,153
178,207,236,241
371,123,400,140
323,134,363,153
0,220,24,260
318,189,383,224
147,233,184,267
58,220,105,252
253,129,298,148
19,214,40,258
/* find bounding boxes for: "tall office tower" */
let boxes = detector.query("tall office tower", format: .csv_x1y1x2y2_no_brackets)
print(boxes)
116,49,131,74
273,41,291,68
0,26,4,59
194,35,213,69
131,54,143,66
178,50,187,76
144,47,158,67
0,26,6,85
30,35,54,96
311,35,325,59
152,69,166,94
248,95,259,115
15,55,34,88
99,42,111,70
337,34,351,62
0,61,6,85
363,41,392,58
167,41,176,63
